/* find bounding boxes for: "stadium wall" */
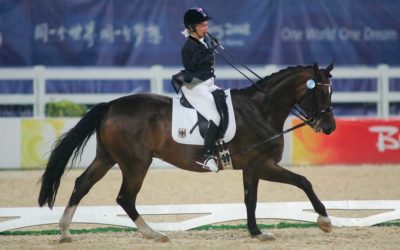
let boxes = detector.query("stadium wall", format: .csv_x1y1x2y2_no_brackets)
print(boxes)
0,117,399,169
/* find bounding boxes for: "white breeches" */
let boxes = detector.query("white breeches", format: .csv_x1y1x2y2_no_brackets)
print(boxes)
181,77,220,126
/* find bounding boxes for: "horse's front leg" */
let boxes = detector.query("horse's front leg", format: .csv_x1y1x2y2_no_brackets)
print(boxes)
242,169,276,241
257,162,332,233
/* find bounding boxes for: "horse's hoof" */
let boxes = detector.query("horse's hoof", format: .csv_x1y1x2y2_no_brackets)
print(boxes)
59,237,73,243
141,231,170,242
253,232,276,241
154,234,170,243
317,215,332,233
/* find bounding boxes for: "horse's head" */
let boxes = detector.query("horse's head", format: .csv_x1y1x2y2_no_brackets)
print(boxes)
296,62,336,135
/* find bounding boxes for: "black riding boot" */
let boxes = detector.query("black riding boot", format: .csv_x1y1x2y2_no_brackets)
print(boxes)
202,120,219,172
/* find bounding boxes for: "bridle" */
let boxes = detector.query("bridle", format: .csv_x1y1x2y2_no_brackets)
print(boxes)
249,71,334,133
293,77,334,132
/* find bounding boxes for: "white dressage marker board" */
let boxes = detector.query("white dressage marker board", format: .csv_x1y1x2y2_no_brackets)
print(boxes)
1,200,399,232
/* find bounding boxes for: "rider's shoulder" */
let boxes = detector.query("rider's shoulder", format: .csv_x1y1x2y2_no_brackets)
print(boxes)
181,38,197,52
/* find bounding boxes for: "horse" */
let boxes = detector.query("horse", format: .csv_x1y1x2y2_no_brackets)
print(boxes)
38,62,336,242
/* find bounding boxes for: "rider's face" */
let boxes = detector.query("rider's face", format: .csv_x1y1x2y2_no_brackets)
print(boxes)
194,21,208,38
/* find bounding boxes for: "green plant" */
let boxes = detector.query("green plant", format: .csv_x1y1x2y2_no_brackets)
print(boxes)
46,100,87,117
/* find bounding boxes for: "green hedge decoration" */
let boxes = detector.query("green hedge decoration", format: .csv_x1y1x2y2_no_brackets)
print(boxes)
46,100,87,117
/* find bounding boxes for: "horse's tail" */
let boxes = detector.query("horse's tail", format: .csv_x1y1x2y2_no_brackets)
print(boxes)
38,102,109,208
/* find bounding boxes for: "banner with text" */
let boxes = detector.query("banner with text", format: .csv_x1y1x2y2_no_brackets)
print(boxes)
292,118,400,164
0,0,399,66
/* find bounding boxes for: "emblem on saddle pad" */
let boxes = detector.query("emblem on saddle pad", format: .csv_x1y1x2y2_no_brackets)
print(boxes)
178,128,186,138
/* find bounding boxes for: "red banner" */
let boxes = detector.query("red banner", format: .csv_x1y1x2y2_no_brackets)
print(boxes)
292,118,400,164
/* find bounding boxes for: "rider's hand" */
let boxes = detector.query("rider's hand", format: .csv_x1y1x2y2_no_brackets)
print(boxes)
210,37,219,49
207,34,219,49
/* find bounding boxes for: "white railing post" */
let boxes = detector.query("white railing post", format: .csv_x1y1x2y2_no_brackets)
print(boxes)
378,64,390,118
33,65,46,117
150,65,164,94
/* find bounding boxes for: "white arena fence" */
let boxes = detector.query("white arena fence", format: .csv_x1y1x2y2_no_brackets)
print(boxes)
0,64,399,118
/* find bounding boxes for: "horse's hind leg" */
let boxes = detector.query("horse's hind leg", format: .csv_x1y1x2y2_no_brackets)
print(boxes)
257,162,332,233
116,160,169,242
59,156,114,243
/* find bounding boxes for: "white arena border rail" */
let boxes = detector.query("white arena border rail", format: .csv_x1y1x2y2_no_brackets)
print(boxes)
0,65,399,118
1,200,399,232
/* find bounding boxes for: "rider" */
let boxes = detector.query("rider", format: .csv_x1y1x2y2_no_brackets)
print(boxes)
181,7,220,172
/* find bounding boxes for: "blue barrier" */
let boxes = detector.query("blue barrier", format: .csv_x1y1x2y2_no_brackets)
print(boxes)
0,1,399,66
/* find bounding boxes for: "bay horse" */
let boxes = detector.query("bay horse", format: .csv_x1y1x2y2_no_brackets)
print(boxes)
38,62,336,242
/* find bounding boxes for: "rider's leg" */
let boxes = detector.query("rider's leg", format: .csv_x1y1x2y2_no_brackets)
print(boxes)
181,78,221,126
212,89,228,138
181,78,220,172
202,120,219,172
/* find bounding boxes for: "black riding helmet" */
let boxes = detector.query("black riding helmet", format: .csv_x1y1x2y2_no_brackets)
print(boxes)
184,8,211,30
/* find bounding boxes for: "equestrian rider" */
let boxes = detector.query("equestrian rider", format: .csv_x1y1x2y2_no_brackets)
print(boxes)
181,8,220,172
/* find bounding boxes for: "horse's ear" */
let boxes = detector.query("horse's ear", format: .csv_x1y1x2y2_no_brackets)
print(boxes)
324,61,335,78
325,61,334,73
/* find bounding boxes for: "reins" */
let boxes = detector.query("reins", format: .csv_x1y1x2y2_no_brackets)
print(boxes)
206,32,312,124
226,122,307,157
186,33,322,157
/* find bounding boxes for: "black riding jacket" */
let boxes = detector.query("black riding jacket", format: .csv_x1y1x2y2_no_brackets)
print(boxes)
181,36,215,83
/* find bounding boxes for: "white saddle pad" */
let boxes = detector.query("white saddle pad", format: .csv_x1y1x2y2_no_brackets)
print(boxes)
172,89,236,145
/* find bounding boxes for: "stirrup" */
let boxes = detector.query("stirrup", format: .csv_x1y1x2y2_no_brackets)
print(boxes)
195,156,219,172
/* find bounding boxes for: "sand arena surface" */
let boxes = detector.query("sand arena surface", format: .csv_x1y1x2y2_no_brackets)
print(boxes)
0,165,399,249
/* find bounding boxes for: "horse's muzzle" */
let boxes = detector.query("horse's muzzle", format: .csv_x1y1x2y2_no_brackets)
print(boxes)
320,115,336,135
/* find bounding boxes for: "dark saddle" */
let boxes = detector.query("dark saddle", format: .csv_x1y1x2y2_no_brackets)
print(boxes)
180,89,229,139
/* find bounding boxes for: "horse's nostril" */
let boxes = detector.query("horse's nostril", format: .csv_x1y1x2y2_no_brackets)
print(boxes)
324,125,336,135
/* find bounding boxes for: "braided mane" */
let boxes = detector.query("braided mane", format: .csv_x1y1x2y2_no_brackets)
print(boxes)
256,65,312,85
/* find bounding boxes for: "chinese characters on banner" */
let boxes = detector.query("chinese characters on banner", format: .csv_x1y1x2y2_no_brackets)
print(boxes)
34,21,162,48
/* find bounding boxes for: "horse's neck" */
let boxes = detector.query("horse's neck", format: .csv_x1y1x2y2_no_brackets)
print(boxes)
236,70,309,130
271,73,306,111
